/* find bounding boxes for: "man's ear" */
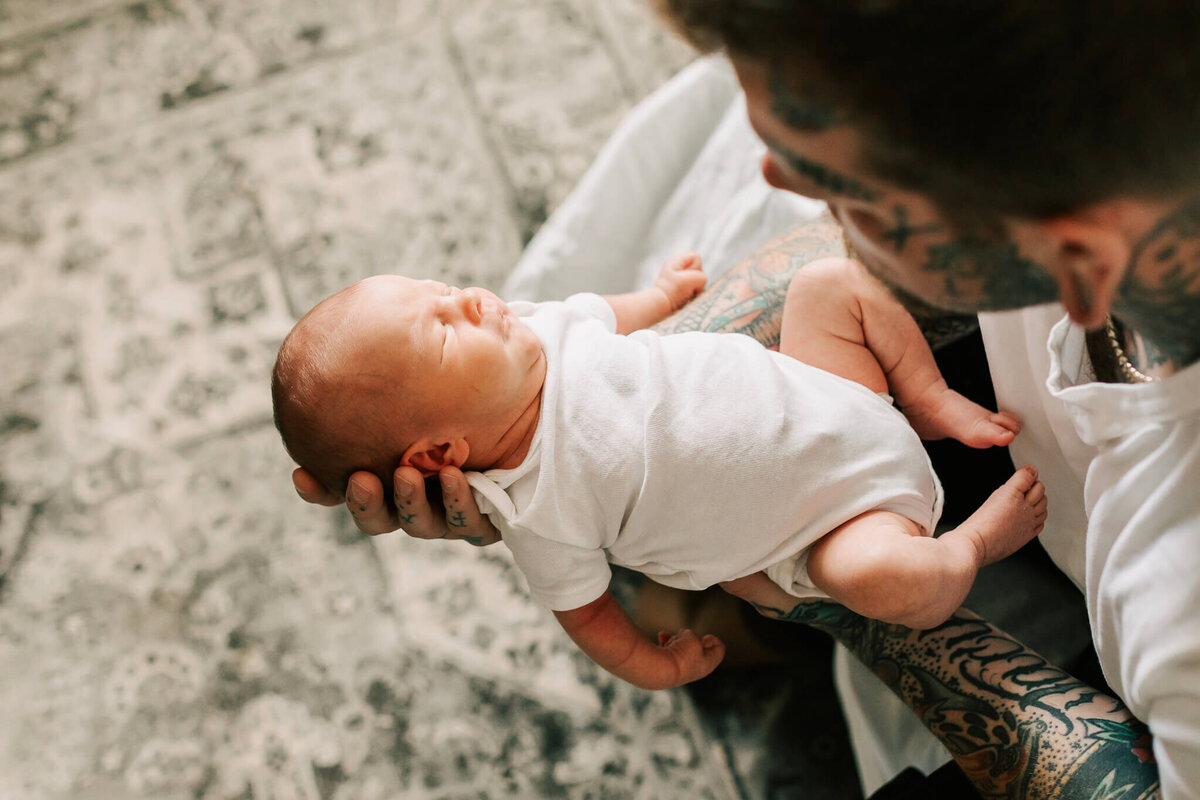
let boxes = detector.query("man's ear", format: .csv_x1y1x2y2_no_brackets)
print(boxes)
400,438,470,477
1038,212,1132,329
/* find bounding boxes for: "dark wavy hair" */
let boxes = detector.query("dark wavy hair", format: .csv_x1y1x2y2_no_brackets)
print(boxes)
656,0,1200,219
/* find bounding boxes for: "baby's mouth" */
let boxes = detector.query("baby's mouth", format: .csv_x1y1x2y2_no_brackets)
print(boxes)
484,300,510,337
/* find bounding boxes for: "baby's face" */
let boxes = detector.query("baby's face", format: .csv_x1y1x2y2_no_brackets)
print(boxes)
352,275,545,436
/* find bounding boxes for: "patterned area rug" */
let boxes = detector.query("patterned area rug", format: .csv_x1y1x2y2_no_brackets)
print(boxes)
0,2,859,798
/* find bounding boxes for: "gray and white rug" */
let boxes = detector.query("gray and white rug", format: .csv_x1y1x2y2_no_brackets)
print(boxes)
0,2,859,798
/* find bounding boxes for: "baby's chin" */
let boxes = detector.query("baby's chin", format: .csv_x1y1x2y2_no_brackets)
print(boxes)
511,318,544,351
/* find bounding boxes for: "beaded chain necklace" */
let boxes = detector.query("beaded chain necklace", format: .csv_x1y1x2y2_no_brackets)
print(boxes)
1105,316,1158,384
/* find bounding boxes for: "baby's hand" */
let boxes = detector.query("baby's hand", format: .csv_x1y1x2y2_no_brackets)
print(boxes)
657,628,725,686
654,253,707,312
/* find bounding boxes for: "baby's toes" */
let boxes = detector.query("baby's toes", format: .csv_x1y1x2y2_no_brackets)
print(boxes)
1025,479,1046,506
992,411,1022,435
974,417,1017,447
1033,490,1048,518
1007,465,1039,495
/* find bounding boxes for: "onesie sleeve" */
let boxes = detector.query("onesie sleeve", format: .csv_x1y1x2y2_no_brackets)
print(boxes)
509,293,616,334
560,292,617,332
501,524,613,612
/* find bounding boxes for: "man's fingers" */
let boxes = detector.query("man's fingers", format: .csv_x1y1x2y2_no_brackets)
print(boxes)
391,466,445,540
344,470,399,536
292,467,342,507
296,463,499,543
390,466,500,545
437,467,502,545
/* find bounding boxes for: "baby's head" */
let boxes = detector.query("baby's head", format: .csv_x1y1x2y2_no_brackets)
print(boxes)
272,274,545,504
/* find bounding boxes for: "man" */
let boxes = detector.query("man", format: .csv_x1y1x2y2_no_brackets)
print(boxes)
660,4,1195,798
296,3,1199,797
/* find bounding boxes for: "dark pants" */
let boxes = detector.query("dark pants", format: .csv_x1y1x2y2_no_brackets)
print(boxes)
871,765,978,799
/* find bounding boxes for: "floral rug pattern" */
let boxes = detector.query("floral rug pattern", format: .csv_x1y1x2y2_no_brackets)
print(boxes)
0,2,860,798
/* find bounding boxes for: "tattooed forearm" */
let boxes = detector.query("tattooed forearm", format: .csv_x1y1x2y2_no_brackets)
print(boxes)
653,213,847,345
782,601,1161,800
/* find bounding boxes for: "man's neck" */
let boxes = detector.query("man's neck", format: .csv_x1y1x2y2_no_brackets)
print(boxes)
1112,192,1200,373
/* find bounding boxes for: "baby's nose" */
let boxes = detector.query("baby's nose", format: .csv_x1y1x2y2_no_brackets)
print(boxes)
458,288,483,323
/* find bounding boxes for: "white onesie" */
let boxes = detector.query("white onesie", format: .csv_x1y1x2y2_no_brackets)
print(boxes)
465,293,944,612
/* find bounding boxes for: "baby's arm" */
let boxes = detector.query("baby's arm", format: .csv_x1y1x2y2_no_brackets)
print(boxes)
603,253,706,334
553,588,725,690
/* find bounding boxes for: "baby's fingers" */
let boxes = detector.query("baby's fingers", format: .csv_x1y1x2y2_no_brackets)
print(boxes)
699,634,726,670
664,252,701,273
662,629,725,683
680,270,707,298
700,633,725,656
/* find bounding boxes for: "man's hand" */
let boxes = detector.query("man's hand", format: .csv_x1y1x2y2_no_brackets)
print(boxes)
653,252,707,313
657,628,726,686
292,465,501,545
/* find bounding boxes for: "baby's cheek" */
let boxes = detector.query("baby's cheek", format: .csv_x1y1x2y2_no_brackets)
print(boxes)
516,324,541,352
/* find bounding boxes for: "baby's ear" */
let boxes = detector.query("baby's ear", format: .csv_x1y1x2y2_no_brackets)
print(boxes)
401,438,469,477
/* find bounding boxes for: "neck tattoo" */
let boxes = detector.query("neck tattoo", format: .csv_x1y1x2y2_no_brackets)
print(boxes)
1105,316,1158,383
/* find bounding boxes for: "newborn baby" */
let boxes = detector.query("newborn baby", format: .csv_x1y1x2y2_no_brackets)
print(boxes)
272,254,1046,690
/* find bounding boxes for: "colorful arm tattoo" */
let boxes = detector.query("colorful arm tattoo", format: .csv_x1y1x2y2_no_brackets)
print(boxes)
652,212,847,346
785,602,1161,800
654,213,978,351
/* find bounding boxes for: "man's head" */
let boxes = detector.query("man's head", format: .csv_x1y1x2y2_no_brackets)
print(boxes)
272,275,546,500
657,1,1200,328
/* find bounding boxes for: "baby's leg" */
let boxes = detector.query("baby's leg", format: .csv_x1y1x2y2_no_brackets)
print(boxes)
805,466,1047,629
780,258,1019,448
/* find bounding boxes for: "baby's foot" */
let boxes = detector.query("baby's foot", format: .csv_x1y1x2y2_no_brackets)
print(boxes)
902,386,1021,449
956,466,1048,567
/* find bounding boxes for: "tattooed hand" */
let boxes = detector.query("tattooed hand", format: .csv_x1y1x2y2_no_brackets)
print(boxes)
292,465,501,546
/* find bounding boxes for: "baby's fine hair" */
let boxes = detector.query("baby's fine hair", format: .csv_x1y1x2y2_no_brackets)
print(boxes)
272,282,416,505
